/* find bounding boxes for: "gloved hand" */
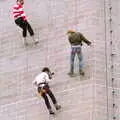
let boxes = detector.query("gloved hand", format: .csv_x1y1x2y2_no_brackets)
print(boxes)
88,41,92,46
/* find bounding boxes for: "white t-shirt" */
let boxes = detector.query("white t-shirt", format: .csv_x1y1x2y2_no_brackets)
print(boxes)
33,72,51,87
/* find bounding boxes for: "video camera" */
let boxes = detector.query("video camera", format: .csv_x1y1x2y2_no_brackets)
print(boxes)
48,72,55,79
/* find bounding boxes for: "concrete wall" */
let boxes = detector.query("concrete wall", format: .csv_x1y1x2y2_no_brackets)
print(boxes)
0,0,120,120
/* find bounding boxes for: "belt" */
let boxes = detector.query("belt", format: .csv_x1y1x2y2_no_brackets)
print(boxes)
71,45,81,48
15,16,21,21
38,82,47,87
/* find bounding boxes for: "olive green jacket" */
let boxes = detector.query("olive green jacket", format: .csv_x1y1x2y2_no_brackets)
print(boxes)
68,32,91,46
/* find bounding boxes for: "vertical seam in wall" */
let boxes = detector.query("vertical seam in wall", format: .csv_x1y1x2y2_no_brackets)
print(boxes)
92,14,96,120
103,0,109,120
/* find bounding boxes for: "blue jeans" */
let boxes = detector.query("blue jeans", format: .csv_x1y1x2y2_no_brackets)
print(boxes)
70,46,83,73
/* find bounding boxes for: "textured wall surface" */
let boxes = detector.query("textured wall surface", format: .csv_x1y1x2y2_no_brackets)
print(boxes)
0,0,120,120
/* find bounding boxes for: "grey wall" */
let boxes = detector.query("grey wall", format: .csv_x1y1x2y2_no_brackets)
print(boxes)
0,0,120,120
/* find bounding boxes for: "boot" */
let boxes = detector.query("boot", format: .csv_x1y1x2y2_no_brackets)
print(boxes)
31,36,39,44
49,109,55,115
79,69,85,76
34,41,39,44
68,71,74,76
55,104,61,110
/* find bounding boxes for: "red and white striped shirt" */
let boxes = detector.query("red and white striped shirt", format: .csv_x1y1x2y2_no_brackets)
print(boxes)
12,2,27,20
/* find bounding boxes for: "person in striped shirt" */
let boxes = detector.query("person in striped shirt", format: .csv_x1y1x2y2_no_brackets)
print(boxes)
12,0,39,45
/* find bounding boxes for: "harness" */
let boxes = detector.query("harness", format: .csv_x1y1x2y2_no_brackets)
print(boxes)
71,45,81,48
37,82,49,96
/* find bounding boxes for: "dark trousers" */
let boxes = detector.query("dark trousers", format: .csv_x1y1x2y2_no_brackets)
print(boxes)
38,86,57,110
15,17,34,38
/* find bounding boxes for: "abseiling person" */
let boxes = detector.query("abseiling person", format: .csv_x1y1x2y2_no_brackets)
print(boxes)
12,0,39,45
67,30,92,76
33,67,61,115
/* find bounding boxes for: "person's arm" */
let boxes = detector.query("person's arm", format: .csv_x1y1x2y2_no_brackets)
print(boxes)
44,73,51,83
80,33,91,45
20,5,27,21
32,79,38,86
68,36,73,44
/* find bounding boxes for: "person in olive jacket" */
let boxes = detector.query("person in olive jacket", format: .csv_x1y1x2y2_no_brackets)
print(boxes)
67,30,92,76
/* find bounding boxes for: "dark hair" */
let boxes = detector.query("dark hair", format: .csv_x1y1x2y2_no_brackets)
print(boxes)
17,0,23,2
42,67,50,72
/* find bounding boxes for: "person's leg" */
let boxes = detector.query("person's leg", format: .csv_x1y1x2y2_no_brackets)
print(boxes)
25,20,34,36
77,47,84,76
69,47,76,75
25,21,39,44
41,92,55,114
22,22,27,38
22,23,28,46
47,89,61,110
15,18,27,38
47,89,57,104
15,18,28,45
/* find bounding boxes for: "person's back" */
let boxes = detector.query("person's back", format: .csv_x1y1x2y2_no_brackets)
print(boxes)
68,32,91,46
12,0,26,21
35,72,50,86
69,32,82,46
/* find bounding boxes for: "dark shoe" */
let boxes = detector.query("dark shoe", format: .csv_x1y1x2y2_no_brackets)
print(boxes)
34,41,39,44
79,69,85,76
68,72,74,76
49,110,55,115
56,105,61,110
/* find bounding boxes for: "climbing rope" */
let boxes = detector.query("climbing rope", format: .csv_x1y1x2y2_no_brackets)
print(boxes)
74,0,78,30
47,1,56,119
26,44,29,75
45,0,52,67
103,0,109,119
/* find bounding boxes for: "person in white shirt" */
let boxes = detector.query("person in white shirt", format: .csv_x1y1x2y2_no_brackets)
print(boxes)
33,67,61,115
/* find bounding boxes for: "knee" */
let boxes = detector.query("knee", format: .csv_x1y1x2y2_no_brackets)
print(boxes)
42,93,47,99
80,56,83,61
70,55,74,62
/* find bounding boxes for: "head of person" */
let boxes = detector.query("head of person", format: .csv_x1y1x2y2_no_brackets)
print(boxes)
42,67,50,74
17,0,24,5
67,30,75,37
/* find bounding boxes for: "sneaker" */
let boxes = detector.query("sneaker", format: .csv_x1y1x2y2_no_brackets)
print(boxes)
49,110,55,115
56,105,61,110
31,36,39,44
24,38,28,46
34,41,39,44
79,69,85,76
